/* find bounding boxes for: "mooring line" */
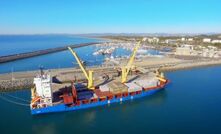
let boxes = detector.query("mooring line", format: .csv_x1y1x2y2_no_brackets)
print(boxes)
0,93,29,107
2,92,30,103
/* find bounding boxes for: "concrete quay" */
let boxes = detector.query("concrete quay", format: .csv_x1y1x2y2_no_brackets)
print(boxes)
1,57,221,92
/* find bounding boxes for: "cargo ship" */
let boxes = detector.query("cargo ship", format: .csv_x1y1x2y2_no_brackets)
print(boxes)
30,38,170,115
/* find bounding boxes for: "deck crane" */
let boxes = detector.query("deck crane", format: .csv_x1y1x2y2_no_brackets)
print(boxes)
121,38,147,83
68,47,94,90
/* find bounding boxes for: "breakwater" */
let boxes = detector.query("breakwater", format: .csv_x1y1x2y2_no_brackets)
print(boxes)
0,78,33,92
0,42,98,63
1,58,221,92
0,66,117,92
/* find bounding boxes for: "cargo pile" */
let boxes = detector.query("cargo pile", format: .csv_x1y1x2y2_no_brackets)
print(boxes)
124,82,142,92
107,81,128,94
94,89,113,98
133,78,158,89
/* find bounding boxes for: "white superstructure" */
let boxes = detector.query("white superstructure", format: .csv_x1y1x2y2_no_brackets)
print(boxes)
33,71,53,106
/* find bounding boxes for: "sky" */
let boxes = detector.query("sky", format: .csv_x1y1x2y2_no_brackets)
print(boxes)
0,0,220,34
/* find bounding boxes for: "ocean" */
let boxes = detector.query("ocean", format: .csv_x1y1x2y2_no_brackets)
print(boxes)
0,35,221,134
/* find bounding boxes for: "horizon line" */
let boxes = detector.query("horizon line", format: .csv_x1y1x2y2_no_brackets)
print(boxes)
0,32,220,36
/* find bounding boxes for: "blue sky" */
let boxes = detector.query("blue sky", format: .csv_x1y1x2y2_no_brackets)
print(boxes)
0,0,220,34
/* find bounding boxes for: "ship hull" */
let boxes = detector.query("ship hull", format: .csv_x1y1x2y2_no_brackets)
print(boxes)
31,82,169,115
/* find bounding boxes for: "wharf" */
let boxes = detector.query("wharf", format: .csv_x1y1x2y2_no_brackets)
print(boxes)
1,57,221,92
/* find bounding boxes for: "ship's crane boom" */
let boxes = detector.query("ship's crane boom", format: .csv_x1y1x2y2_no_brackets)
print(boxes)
68,47,94,89
121,38,147,83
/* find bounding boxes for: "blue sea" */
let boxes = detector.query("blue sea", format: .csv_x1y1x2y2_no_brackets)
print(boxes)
0,35,221,134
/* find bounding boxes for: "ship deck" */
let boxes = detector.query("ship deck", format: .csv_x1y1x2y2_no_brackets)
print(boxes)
50,72,157,104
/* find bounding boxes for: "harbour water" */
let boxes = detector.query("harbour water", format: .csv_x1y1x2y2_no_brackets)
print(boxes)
0,35,161,74
0,35,221,133
0,66,221,134
0,35,102,73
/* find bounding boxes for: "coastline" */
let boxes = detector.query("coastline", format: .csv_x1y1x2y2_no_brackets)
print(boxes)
162,59,221,72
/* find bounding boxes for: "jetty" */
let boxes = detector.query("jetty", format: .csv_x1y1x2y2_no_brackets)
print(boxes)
0,42,99,63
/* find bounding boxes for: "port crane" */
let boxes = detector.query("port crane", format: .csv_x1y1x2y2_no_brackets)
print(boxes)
121,38,166,83
68,47,94,89
121,38,147,83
